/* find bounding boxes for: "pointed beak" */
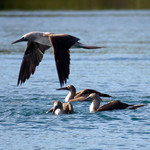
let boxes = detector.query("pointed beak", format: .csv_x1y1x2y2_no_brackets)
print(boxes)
69,96,88,102
11,37,27,44
80,96,92,102
46,107,53,114
56,87,69,91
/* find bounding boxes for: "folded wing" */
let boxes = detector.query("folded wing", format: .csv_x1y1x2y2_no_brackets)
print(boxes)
75,89,112,98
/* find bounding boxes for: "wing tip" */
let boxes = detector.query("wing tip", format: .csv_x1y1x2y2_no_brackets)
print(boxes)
17,79,22,86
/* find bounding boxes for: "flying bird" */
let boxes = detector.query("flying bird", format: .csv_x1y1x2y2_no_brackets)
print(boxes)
12,31,102,86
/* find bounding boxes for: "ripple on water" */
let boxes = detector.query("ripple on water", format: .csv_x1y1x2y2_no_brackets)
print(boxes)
0,10,150,150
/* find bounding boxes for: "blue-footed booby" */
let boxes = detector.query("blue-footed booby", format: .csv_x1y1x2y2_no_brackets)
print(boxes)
12,32,102,86
56,85,111,102
82,93,146,113
46,101,74,115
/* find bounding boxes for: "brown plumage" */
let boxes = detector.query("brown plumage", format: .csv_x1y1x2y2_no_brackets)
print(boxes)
17,41,50,85
97,100,146,111
75,89,111,98
56,85,111,102
12,32,102,86
50,34,79,85
46,101,74,115
82,93,146,113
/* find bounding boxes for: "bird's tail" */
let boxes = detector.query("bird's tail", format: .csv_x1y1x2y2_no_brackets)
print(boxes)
128,104,147,109
74,42,104,49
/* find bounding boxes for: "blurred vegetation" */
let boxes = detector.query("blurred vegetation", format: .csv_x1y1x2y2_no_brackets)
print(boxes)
0,0,150,10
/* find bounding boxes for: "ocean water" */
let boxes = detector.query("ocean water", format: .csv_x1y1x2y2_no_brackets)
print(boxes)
0,10,150,150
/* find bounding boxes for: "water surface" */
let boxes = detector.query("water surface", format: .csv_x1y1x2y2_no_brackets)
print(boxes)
0,10,150,150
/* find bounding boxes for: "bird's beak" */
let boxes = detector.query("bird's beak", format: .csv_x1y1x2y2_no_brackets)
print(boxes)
56,87,69,91
80,96,92,102
46,107,53,114
52,105,58,115
12,37,27,44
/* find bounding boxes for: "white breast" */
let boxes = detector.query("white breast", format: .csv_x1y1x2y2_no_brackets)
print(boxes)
65,92,72,102
89,100,100,113
90,102,96,113
55,109,64,115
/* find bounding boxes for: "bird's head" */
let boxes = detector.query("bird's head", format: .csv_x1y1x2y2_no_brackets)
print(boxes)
52,101,63,115
82,93,102,102
12,31,43,44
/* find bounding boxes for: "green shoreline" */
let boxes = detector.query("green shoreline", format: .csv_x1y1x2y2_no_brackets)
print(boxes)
1,0,150,10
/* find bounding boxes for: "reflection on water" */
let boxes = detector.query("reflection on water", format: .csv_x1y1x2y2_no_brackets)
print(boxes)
0,10,150,150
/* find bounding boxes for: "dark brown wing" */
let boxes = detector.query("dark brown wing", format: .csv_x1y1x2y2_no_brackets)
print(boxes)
49,34,79,87
17,41,50,86
69,96,89,102
63,102,74,114
68,102,74,114
75,89,111,98
97,101,129,111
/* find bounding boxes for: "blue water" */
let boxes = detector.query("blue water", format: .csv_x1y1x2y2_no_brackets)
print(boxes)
0,10,150,150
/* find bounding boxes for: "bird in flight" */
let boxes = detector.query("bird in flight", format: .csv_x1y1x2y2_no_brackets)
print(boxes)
12,31,102,87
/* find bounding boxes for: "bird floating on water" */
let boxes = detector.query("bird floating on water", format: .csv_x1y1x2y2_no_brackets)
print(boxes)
46,101,74,115
12,31,102,86
56,85,111,102
81,93,146,113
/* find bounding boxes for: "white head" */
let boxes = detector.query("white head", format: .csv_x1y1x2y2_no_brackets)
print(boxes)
83,93,102,113
12,31,44,44
56,85,76,102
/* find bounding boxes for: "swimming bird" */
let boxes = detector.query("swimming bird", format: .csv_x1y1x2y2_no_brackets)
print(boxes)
46,101,74,115
56,85,111,102
81,93,146,113
12,31,102,86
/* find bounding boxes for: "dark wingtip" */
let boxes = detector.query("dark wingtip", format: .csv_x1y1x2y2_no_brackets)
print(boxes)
17,80,19,86
99,93,112,97
17,81,20,86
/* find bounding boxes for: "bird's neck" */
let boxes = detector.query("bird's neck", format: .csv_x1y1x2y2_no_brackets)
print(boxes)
90,99,100,113
65,90,76,102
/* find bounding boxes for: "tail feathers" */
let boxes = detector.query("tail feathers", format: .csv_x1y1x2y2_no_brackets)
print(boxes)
74,42,104,49
128,104,147,109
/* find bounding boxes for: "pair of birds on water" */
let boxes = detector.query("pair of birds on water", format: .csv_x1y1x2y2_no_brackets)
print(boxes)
46,85,146,115
12,31,146,115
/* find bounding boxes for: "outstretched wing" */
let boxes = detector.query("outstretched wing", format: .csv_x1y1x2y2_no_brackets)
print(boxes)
17,41,50,86
50,34,79,87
